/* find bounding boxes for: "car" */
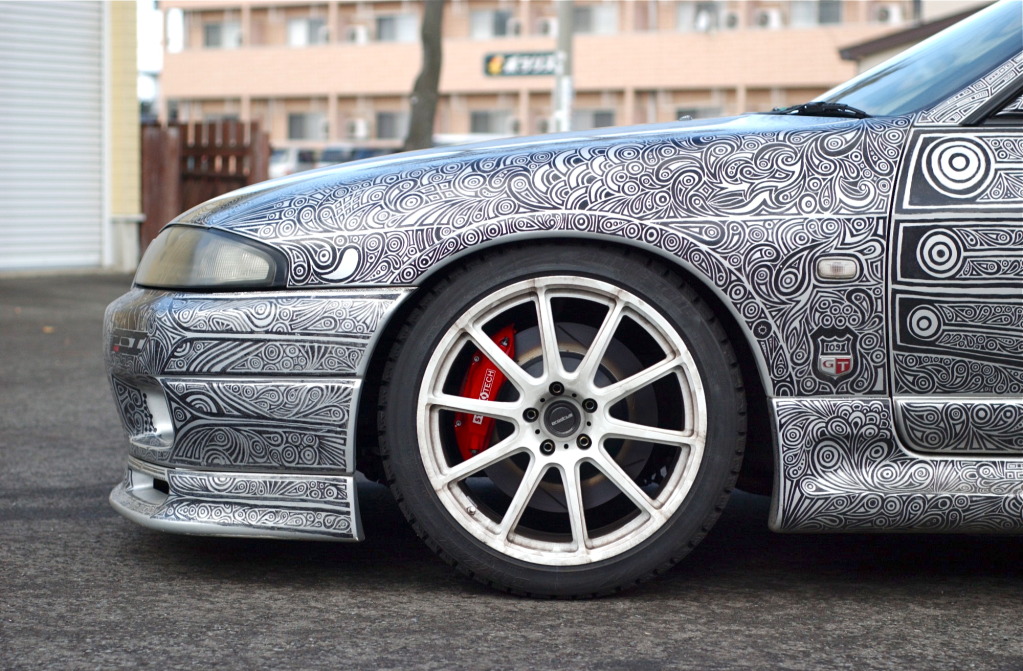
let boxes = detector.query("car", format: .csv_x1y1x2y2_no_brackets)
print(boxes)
315,144,394,169
268,146,318,179
105,1,1022,598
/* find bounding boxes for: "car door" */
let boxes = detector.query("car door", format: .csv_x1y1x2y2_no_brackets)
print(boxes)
891,88,1023,454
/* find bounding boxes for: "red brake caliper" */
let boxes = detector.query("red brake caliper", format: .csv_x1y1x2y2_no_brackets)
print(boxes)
454,324,516,461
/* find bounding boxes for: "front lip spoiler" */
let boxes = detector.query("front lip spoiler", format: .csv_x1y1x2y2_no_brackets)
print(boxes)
110,457,362,542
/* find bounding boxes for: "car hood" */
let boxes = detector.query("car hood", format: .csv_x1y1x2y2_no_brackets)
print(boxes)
174,113,876,230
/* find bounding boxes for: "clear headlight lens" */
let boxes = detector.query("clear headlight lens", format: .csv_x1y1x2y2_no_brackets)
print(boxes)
134,226,285,289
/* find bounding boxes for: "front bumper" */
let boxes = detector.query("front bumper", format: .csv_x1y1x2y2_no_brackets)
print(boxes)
104,286,411,539
111,457,361,540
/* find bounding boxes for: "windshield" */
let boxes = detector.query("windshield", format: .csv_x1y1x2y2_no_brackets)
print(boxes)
821,0,1022,117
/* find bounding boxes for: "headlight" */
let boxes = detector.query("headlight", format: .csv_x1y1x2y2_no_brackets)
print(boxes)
135,226,287,290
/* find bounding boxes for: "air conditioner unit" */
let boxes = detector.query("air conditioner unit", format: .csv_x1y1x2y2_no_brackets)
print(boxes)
506,117,521,135
316,24,331,43
506,18,522,36
537,17,558,36
723,11,740,29
694,9,715,32
755,8,783,29
536,118,550,134
347,118,369,140
875,4,903,24
346,24,369,44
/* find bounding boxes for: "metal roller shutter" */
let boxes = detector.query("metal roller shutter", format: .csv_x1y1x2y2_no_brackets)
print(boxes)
0,1,105,270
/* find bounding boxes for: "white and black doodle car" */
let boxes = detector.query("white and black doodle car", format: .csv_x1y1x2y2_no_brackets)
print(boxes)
106,2,1023,597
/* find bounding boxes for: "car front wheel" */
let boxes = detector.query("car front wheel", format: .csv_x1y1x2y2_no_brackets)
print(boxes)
380,244,745,597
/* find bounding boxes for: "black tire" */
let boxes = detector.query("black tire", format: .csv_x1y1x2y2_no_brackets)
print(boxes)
379,244,745,597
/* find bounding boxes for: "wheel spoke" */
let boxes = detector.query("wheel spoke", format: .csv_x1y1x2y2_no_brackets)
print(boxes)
497,457,547,539
574,298,625,386
593,449,666,523
427,391,520,423
560,462,590,554
603,418,699,449
597,355,684,405
534,287,564,379
464,323,534,390
438,435,524,487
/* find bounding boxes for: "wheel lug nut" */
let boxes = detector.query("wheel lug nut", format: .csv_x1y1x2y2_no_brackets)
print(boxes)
549,381,564,395
540,439,555,455
523,408,539,422
582,398,597,412
577,434,592,450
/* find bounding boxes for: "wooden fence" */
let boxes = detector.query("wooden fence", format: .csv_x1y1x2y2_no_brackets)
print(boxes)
141,121,270,251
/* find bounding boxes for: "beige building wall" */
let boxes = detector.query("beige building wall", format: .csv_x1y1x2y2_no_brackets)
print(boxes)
110,0,140,218
110,0,143,270
159,0,923,151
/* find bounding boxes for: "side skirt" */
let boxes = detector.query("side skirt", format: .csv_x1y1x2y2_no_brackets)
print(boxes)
769,398,1023,533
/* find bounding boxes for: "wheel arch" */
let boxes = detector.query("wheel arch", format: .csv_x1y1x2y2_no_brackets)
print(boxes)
355,232,775,495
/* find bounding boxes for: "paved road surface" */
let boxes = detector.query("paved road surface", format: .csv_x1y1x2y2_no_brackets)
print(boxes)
2,273,1022,670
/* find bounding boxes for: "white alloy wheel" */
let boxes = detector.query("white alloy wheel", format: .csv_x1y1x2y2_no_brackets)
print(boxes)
418,277,707,565
381,245,744,597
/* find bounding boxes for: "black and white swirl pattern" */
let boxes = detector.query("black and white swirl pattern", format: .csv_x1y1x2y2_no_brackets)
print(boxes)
775,399,1023,533
918,54,1023,125
155,501,354,538
180,117,911,397
110,377,156,437
897,400,1023,454
168,470,351,505
106,289,409,380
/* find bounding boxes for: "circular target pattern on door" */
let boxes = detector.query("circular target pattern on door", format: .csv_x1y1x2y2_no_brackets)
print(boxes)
922,137,994,199
907,305,943,341
916,229,963,278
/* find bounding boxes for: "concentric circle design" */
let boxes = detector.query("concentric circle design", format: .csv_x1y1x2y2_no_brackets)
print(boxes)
916,230,963,278
907,305,942,341
922,137,994,199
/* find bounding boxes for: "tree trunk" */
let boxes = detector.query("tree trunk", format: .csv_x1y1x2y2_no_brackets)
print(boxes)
403,0,444,152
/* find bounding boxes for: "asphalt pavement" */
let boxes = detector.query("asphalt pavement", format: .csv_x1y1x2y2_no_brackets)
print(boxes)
2,272,1022,670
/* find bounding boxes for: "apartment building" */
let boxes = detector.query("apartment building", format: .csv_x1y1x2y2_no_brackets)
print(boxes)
158,0,936,151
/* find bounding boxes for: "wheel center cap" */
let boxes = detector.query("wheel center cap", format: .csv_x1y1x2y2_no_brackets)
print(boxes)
543,400,580,438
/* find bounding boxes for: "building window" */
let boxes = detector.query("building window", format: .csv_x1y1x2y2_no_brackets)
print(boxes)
376,111,409,139
572,4,618,35
676,107,723,120
288,17,327,46
573,109,616,130
818,0,842,24
791,1,843,27
288,112,327,141
470,110,515,134
376,14,418,42
203,21,242,48
470,10,516,38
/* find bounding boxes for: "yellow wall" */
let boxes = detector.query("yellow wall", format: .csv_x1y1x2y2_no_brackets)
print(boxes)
110,0,140,217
